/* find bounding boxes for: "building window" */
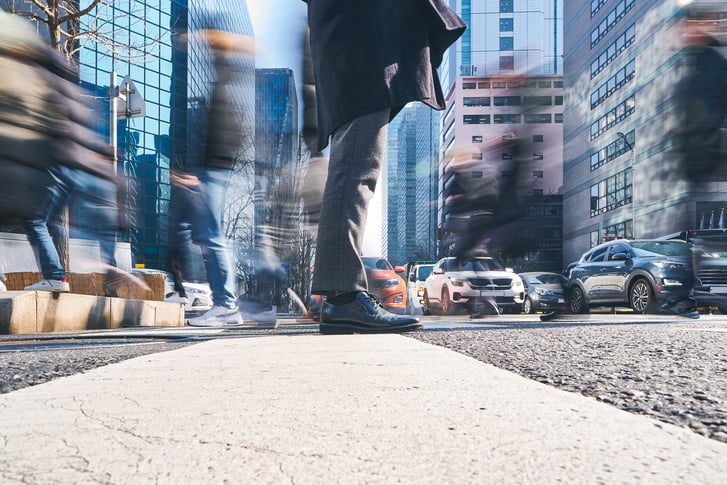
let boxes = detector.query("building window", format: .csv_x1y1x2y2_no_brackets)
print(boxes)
494,96,521,106
472,152,483,160
477,81,490,89
590,167,632,216
472,171,483,178
533,189,544,196
590,129,635,171
525,114,552,124
493,114,521,124
500,0,514,13
591,24,636,78
533,134,544,142
538,80,552,88
500,18,514,32
591,0,636,48
533,153,544,160
463,97,491,106
533,170,544,178
500,56,514,70
500,37,514,50
553,81,564,88
590,59,635,109
554,96,564,105
464,114,491,124
492,81,507,89
462,81,477,89
591,0,608,17
524,96,552,106
502,152,513,160
590,95,634,140
554,113,564,123
472,135,483,143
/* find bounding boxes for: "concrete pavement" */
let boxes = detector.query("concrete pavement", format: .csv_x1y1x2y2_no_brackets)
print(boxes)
1,331,726,484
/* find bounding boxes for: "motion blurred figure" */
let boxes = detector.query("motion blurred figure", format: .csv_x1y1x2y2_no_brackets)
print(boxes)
181,28,254,327
0,12,118,293
674,7,727,189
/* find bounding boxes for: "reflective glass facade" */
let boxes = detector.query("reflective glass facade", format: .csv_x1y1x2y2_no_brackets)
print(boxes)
78,0,253,270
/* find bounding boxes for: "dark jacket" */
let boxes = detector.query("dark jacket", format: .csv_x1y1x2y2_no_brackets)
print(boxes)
304,0,466,150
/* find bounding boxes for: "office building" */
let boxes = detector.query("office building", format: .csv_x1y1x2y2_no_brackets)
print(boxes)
562,0,727,264
436,1,564,270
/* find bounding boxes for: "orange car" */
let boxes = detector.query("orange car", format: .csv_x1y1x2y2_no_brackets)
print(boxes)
362,256,407,314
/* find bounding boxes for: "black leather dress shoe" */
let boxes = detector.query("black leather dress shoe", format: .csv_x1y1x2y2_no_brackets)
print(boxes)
320,291,422,334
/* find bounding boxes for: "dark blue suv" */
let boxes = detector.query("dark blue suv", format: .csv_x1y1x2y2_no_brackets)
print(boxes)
567,240,695,314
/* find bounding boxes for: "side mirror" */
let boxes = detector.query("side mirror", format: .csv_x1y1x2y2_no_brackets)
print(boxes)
611,252,628,261
433,267,444,275
409,273,416,282
394,266,405,273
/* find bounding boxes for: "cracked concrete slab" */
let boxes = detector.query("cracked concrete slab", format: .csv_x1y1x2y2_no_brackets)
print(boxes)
0,334,725,484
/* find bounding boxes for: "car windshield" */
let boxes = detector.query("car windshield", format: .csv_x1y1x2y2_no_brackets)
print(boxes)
525,273,567,285
362,257,393,270
630,241,691,258
417,266,433,280
447,258,503,272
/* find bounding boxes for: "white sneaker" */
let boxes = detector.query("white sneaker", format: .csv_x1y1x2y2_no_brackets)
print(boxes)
0,280,6,291
187,305,243,327
24,279,70,292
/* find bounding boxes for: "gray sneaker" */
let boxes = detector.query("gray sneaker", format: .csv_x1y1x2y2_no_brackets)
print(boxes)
187,305,243,327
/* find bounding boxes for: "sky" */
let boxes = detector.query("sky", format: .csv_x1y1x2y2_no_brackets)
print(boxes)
246,0,384,256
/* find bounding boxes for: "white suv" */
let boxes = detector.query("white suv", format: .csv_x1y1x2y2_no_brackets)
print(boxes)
423,257,524,314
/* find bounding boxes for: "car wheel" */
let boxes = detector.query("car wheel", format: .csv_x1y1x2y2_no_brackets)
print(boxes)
630,278,655,314
569,286,589,314
424,292,439,316
441,288,453,315
523,297,534,314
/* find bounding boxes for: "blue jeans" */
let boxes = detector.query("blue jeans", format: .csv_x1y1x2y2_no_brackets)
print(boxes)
183,169,236,309
25,165,117,280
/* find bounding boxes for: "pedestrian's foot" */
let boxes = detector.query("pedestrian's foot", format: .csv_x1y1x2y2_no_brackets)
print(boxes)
187,305,243,327
24,278,70,293
238,296,278,328
165,292,190,305
319,291,421,334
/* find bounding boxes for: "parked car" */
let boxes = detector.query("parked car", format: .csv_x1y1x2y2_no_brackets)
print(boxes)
661,229,727,313
519,272,568,314
405,262,435,315
132,268,213,313
567,239,695,314
361,257,407,314
423,257,524,315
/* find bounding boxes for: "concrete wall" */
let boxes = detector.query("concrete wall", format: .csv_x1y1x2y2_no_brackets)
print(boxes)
0,232,132,275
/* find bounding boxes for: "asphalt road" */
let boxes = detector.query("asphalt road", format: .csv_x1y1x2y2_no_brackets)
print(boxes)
0,314,725,444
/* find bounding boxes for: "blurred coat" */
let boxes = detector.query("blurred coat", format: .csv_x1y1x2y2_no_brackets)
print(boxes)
304,0,466,150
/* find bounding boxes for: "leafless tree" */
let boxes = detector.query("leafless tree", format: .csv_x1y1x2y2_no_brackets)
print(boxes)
3,0,160,61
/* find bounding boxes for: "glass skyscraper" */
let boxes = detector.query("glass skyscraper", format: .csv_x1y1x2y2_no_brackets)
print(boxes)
78,0,254,270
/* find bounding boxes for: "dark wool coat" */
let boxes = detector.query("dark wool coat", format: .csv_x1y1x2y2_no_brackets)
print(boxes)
304,0,466,150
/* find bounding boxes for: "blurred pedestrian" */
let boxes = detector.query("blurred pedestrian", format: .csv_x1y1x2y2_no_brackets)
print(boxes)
184,28,254,327
675,8,727,188
0,12,119,294
303,0,466,334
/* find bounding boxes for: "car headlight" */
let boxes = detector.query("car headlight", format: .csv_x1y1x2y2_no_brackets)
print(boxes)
662,279,684,286
450,278,466,287
512,279,524,289
653,261,688,270
381,278,401,288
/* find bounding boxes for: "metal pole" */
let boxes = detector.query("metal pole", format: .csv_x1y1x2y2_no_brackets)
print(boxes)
617,132,635,238
110,71,118,175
